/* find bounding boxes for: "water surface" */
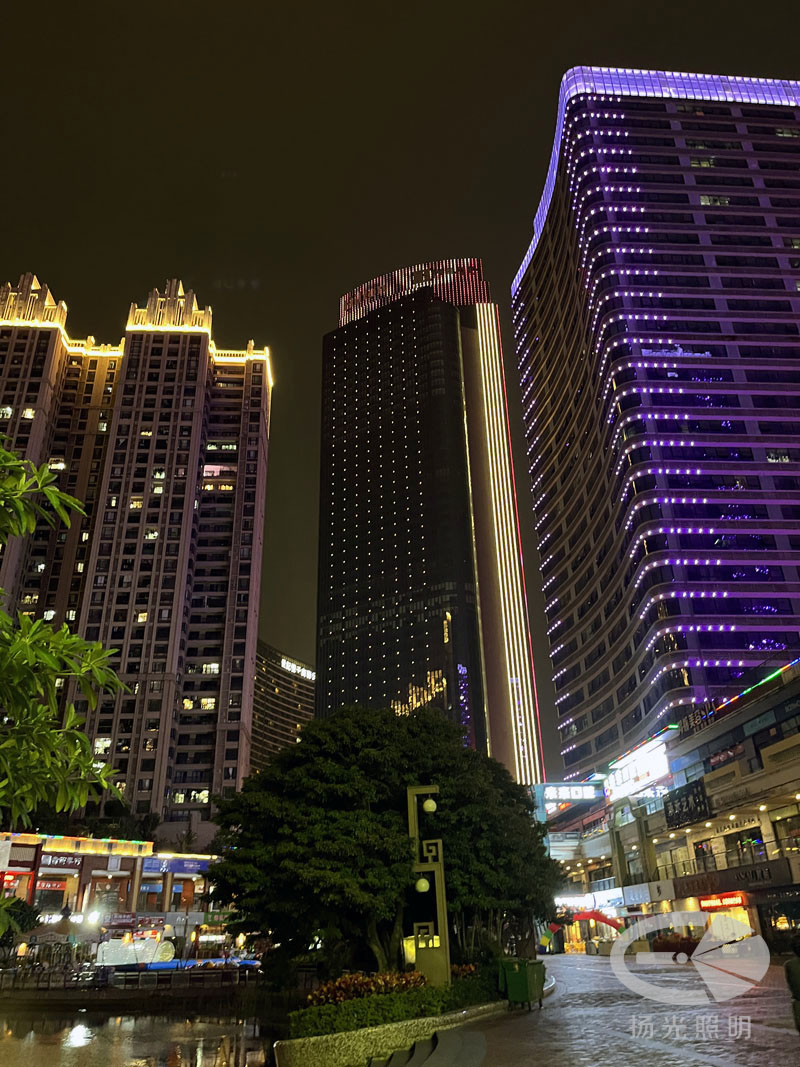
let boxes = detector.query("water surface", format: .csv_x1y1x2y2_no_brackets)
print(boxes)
0,1011,273,1066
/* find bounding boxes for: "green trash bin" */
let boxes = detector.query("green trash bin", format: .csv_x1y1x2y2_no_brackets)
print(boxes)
499,957,546,1011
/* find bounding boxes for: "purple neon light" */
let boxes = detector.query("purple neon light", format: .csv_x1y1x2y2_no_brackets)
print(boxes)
511,65,800,296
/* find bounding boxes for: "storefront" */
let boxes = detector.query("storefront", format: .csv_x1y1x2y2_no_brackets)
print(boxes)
555,890,625,953
697,890,752,941
753,885,800,953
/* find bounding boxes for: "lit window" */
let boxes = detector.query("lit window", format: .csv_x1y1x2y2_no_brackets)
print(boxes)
140,429,152,437
93,738,111,755
22,408,35,420
152,484,164,495
144,528,158,540
66,609,77,621
48,458,66,471
189,789,210,805
21,594,38,605
200,697,216,710
218,483,234,491
137,611,148,623
153,470,165,480
183,698,195,710
98,421,108,432
35,562,45,573
81,532,89,542
0,407,12,420
202,662,220,675
129,497,143,510
43,609,56,621
76,562,84,573
173,791,186,804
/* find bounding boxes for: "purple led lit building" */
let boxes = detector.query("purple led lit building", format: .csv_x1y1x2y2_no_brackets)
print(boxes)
512,68,800,779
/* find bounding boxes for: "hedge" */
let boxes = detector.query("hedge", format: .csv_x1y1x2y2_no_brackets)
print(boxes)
289,967,501,1038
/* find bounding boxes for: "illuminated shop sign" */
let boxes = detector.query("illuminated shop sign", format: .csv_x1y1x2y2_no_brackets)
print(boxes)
699,892,747,911
280,657,316,681
539,782,605,804
604,732,674,802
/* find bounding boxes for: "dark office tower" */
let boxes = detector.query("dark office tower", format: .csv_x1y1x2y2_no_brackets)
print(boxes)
512,67,800,780
0,276,272,844
318,260,542,783
251,642,315,770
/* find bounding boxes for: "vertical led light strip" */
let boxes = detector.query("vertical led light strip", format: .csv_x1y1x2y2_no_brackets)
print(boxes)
475,303,543,783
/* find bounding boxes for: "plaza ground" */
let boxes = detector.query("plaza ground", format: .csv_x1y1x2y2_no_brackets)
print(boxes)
461,954,798,1066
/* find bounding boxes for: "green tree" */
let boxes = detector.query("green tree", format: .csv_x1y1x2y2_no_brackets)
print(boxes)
0,899,39,960
0,446,123,930
211,705,562,974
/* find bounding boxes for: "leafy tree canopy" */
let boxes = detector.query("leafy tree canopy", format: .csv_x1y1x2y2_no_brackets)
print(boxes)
211,705,561,972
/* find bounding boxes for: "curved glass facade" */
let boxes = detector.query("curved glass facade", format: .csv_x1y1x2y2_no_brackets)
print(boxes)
513,68,800,779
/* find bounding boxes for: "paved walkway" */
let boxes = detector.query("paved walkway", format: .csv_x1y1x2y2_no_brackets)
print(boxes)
461,954,798,1066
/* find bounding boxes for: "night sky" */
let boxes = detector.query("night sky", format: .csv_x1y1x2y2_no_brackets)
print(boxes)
2,2,798,774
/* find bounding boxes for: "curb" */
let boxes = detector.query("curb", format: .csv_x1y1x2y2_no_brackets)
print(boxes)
274,1001,507,1067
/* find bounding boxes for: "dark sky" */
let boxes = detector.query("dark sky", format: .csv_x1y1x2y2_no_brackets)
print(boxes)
2,1,799,775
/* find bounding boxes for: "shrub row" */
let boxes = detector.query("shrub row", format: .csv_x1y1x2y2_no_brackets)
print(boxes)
308,970,426,1005
289,968,501,1038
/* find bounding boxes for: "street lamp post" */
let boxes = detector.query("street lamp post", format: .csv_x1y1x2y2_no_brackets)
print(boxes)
407,785,451,987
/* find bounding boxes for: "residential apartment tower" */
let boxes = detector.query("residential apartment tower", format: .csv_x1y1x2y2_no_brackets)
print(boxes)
0,275,272,843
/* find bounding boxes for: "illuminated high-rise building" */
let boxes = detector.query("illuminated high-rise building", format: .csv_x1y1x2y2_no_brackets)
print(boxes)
0,274,272,843
512,68,800,780
317,259,542,783
251,642,315,770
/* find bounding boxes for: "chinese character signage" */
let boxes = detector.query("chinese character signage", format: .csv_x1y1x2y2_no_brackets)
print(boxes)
537,782,605,805
663,780,711,829
142,856,210,875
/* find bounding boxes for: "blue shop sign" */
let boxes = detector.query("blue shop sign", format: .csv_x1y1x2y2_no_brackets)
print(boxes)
142,857,210,875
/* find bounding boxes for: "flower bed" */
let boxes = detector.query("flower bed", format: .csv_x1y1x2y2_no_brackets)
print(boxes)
289,965,500,1038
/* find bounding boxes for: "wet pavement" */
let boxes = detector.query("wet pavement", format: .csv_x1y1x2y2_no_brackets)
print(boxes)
464,954,798,1066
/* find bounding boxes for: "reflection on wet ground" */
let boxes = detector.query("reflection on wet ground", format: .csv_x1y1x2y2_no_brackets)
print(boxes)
0,1011,273,1066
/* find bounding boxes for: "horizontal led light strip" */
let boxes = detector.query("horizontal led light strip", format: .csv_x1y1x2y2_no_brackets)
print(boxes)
476,303,543,783
511,65,800,296
713,655,800,714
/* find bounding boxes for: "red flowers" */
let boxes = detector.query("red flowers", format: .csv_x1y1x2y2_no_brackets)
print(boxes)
308,970,427,1005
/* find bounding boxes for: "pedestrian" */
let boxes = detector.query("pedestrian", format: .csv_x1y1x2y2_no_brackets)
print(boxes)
785,934,800,1035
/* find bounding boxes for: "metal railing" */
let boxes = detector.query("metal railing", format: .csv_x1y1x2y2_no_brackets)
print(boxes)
0,965,260,993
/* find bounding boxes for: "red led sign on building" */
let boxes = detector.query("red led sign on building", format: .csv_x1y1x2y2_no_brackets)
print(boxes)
699,892,747,911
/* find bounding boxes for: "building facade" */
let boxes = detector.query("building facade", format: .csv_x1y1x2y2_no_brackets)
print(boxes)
317,259,542,783
251,641,315,770
549,660,800,955
512,68,800,780
0,275,272,844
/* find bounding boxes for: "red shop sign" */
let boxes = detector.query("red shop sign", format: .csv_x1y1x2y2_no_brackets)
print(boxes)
699,891,747,911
